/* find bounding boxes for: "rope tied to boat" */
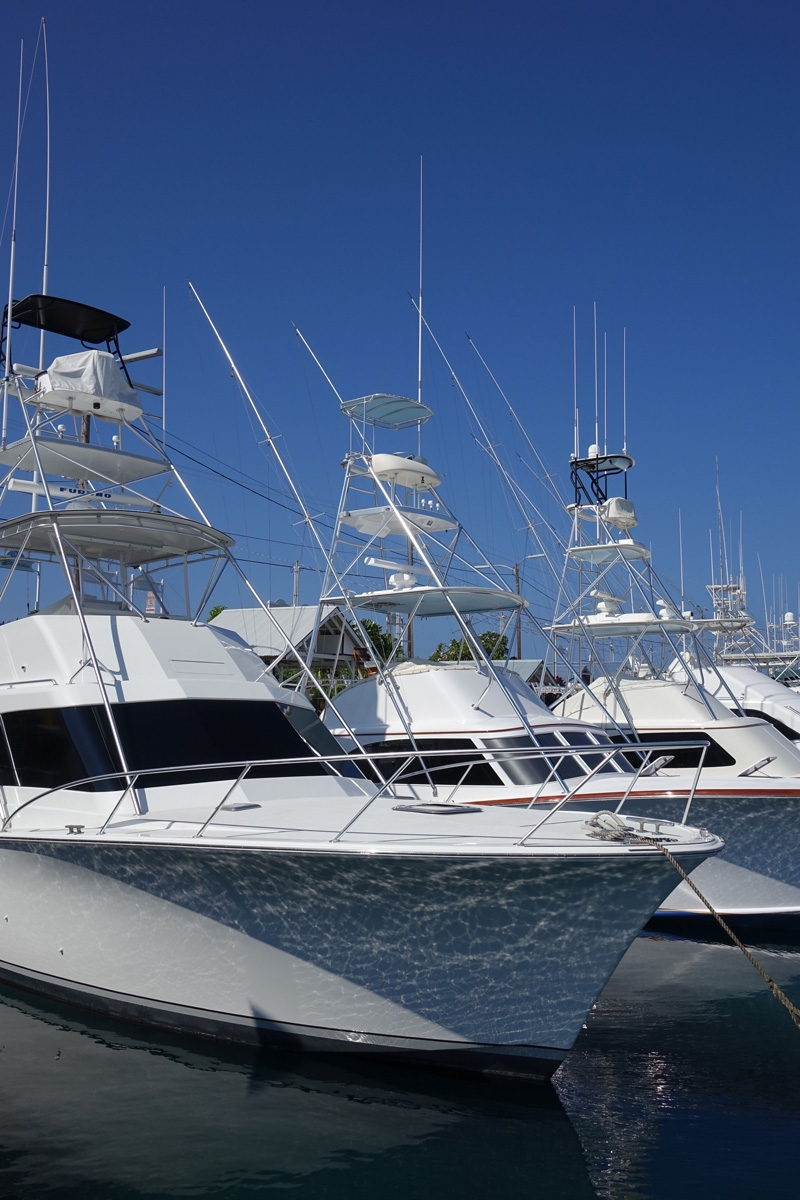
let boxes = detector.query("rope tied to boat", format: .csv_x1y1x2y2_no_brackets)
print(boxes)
585,811,800,1031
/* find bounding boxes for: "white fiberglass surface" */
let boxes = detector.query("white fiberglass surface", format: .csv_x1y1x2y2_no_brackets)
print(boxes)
327,662,557,736
0,836,712,1052
0,436,167,485
2,777,722,858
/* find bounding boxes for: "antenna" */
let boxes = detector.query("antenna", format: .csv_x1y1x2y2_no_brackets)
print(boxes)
161,285,167,449
715,458,728,588
416,155,423,455
572,306,578,458
2,42,24,450
622,326,627,453
38,17,50,371
678,509,685,603
593,301,598,450
758,552,768,636
603,330,607,453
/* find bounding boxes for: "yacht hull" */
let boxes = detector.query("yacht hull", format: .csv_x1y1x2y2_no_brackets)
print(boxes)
0,837,706,1078
619,792,800,928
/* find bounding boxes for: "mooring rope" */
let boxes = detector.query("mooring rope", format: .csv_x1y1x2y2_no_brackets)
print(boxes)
587,811,800,1030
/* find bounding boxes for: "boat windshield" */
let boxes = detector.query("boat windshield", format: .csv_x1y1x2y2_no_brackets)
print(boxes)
360,738,502,786
0,698,361,791
482,731,626,784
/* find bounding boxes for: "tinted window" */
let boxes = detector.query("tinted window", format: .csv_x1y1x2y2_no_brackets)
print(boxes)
2,699,340,792
362,738,501,787
482,736,557,785
532,732,587,779
3,706,120,791
0,720,17,787
743,709,800,742
612,730,735,769
113,699,329,786
280,703,363,778
560,730,623,773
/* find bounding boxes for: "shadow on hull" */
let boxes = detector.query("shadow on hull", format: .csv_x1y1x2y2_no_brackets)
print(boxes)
644,911,800,949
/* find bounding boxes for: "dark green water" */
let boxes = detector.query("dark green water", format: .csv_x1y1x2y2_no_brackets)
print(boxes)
1,934,799,1198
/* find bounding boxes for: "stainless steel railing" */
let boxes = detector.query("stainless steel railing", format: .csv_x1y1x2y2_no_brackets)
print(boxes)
0,736,711,842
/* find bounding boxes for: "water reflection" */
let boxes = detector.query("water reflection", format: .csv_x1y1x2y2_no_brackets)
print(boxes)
3,935,800,1199
556,934,800,1198
0,984,595,1199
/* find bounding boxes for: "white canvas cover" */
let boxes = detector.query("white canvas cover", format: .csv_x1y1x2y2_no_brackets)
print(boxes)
601,496,638,529
39,350,140,405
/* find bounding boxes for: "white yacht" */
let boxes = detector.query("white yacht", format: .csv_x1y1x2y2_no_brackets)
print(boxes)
0,295,721,1079
558,672,800,779
543,447,800,930
307,393,707,802
668,659,800,742
325,657,723,811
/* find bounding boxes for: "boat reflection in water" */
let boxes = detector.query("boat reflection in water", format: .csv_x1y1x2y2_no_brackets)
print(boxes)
2,936,800,1198
556,934,800,1197
0,982,595,1200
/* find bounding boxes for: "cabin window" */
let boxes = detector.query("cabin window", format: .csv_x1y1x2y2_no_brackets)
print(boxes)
560,731,624,772
0,718,17,787
361,737,501,786
531,732,588,779
742,709,800,742
481,735,560,784
279,703,362,777
611,730,736,770
111,699,331,786
3,706,120,791
0,699,347,791
482,732,622,783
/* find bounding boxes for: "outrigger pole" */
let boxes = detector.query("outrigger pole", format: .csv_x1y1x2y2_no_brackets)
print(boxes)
2,42,24,450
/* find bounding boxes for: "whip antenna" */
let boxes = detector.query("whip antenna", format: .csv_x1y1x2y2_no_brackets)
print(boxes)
2,42,24,449
416,155,423,454
38,17,51,370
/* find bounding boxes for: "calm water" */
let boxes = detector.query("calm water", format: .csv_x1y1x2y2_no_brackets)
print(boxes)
1,934,799,1198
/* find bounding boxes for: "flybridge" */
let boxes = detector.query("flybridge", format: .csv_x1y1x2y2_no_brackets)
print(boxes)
0,288,238,623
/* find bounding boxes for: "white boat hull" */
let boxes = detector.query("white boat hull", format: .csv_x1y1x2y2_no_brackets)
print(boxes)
616,792,800,923
0,837,710,1078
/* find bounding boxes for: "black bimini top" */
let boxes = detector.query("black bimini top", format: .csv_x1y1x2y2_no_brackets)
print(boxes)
7,294,130,344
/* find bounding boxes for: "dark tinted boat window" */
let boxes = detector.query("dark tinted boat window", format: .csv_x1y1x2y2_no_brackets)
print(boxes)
3,706,120,791
532,732,586,779
611,730,736,769
742,709,800,742
482,733,621,783
0,719,17,787
560,730,623,772
1,699,342,791
112,699,329,786
482,736,558,784
279,703,362,778
362,738,501,786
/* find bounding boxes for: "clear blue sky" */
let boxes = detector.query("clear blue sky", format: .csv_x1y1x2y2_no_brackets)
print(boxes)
2,1,799,634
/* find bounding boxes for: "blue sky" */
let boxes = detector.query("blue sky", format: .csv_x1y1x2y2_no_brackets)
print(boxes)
2,1,799,640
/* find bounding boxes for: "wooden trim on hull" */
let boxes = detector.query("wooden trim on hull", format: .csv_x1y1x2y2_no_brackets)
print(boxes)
475,788,800,806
